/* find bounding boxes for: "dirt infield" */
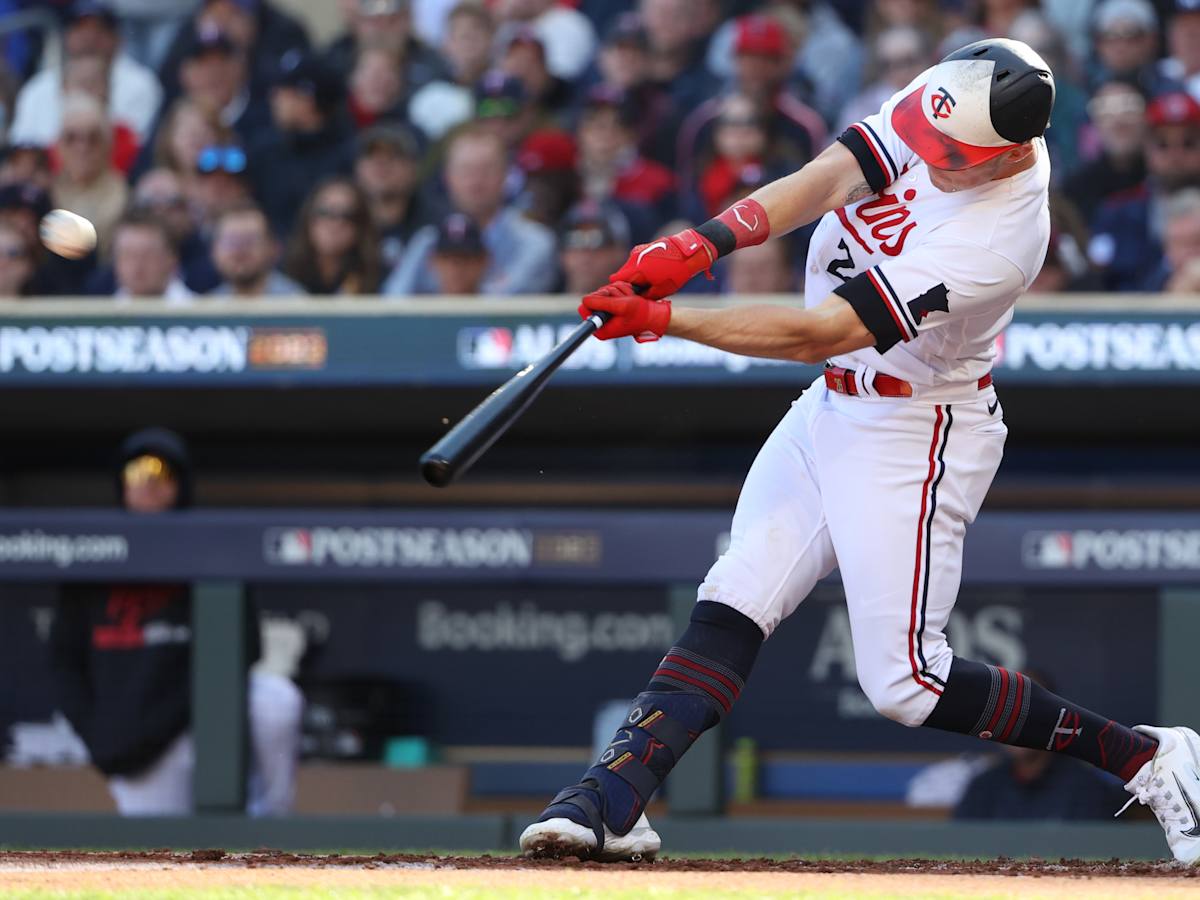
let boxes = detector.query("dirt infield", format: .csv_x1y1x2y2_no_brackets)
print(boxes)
2,851,1199,899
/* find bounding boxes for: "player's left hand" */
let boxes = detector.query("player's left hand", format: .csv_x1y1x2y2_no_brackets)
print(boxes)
579,282,671,342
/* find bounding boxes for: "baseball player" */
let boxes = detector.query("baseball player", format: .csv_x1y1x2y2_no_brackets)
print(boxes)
520,39,1200,865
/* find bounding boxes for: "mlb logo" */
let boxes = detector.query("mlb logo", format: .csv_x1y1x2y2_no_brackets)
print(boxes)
457,327,514,369
264,528,312,565
1022,531,1072,569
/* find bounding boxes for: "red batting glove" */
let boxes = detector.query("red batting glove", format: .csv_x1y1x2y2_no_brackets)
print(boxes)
578,282,671,342
609,228,716,300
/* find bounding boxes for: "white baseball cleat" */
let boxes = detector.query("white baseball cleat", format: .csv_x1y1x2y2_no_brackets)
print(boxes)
519,812,661,862
1117,725,1200,865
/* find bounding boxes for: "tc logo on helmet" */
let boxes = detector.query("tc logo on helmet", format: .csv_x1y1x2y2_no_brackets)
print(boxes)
929,86,956,120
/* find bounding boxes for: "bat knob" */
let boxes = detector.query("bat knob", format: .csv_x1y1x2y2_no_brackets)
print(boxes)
420,454,454,488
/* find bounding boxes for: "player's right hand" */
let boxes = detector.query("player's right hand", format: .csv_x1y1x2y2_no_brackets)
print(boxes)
609,228,716,300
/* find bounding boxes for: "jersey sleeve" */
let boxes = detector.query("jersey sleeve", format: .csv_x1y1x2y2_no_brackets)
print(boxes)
835,74,927,194
832,241,1025,354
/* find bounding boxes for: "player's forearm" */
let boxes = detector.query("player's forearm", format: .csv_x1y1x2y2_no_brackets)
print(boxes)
745,142,873,238
667,301,865,364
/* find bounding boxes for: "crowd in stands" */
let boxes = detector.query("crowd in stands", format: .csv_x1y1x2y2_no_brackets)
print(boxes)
0,0,1196,300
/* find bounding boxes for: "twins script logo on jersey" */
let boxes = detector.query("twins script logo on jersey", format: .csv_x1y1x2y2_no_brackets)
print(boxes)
856,190,918,256
930,86,956,120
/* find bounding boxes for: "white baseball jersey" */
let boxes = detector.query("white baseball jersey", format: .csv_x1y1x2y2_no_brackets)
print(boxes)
804,75,1051,394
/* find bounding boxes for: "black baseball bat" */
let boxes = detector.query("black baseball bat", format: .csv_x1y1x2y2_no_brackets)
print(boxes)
420,310,612,487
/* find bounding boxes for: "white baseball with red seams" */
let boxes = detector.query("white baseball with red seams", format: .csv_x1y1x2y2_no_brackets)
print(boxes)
694,69,1050,729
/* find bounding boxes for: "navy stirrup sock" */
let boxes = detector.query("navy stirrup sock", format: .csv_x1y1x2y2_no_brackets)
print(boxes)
924,657,1158,781
540,601,763,839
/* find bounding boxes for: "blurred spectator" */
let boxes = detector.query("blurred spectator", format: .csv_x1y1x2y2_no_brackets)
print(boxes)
1161,0,1200,103
0,144,51,192
954,747,1129,820
384,125,556,295
863,0,945,48
679,14,826,192
1147,188,1200,292
10,1,162,148
838,25,934,134
131,167,221,294
159,0,310,101
1090,92,1200,290
326,0,448,93
0,183,51,255
211,202,305,297
500,28,573,120
110,0,197,70
188,143,255,251
558,200,631,295
50,427,303,816
250,52,355,235
969,0,1041,36
355,124,439,271
697,94,777,218
1089,0,1177,96
706,1,865,125
0,220,37,298
493,0,598,82
349,47,406,129
428,211,490,293
51,94,129,258
408,2,494,140
111,211,191,302
472,70,540,151
1031,194,1103,292
171,25,269,151
283,176,381,295
515,128,579,229
723,230,798,295
0,182,78,296
1064,81,1147,222
150,99,234,177
578,87,676,233
59,53,140,174
641,0,721,113
588,12,680,166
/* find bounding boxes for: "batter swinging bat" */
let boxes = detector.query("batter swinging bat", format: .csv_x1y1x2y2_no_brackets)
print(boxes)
420,311,612,487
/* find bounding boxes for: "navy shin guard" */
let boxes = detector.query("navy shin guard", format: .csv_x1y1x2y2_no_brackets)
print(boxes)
539,601,763,843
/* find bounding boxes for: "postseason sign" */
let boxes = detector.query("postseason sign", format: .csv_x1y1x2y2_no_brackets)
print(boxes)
0,307,1198,386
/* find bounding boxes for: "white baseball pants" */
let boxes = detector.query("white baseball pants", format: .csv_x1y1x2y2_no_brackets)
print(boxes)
107,671,304,816
698,376,1006,727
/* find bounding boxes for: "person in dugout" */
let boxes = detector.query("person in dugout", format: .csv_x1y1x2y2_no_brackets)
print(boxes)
49,427,303,816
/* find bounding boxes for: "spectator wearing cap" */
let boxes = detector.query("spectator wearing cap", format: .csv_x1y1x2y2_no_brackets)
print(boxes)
578,86,677,236
1064,81,1147,222
579,11,680,167
355,124,441,270
558,200,631,296
326,0,448,97
211,202,305,298
349,47,407,130
492,0,597,82
677,14,826,199
384,125,556,295
173,25,269,150
0,144,51,193
638,0,721,115
158,0,310,102
1090,92,1200,290
111,211,192,303
1089,0,1180,96
705,1,864,125
837,25,934,134
516,129,579,229
52,93,129,259
249,52,356,235
407,2,495,141
0,182,79,295
283,176,381,295
10,1,162,148
1160,0,1200,104
500,27,573,120
0,221,37,298
472,70,541,152
428,212,490,294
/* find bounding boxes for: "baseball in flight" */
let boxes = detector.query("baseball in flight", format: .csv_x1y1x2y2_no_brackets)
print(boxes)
39,209,97,259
